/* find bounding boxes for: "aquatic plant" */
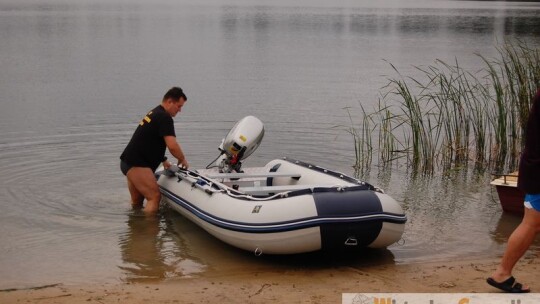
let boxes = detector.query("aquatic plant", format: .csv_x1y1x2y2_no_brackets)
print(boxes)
348,41,540,175
344,106,374,175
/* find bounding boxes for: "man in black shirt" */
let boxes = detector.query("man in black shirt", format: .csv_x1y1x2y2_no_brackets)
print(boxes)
120,87,189,215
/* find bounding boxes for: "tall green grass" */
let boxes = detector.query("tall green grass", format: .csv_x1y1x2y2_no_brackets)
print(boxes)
349,42,540,174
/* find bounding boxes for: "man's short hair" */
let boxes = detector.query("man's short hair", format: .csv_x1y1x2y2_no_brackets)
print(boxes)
163,87,187,102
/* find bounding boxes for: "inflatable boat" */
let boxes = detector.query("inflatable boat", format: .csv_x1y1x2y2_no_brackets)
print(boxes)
157,116,406,255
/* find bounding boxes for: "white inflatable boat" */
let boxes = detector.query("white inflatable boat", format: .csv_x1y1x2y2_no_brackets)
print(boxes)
157,116,406,255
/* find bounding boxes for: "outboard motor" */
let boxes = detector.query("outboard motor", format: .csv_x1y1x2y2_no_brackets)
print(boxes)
216,116,264,173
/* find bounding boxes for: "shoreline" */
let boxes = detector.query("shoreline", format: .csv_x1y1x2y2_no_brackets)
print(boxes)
2,256,539,303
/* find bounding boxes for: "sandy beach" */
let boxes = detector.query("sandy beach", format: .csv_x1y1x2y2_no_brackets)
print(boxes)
2,254,538,304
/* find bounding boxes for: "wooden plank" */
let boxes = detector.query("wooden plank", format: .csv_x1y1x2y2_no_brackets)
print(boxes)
490,171,519,186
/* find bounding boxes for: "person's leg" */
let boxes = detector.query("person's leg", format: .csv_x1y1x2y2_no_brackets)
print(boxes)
121,161,144,209
490,207,540,288
126,167,161,215
127,177,144,209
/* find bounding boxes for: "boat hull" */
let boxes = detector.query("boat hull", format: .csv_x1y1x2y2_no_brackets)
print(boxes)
491,172,524,215
158,158,407,254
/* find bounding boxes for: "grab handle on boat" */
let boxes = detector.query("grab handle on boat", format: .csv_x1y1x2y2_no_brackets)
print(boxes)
344,237,358,246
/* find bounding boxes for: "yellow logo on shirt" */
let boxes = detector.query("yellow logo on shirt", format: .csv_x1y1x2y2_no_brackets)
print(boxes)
139,112,152,126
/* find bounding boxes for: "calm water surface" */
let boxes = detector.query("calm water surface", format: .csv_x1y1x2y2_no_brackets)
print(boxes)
1,0,540,289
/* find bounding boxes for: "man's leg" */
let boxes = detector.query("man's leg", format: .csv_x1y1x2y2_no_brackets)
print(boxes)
126,167,161,215
491,207,540,287
127,177,144,209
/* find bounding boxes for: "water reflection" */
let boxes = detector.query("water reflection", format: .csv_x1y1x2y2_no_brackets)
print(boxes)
217,5,540,39
490,212,522,245
505,15,540,35
488,212,540,258
258,247,396,270
118,211,205,283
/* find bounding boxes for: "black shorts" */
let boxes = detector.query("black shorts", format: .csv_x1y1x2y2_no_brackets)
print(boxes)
120,160,133,176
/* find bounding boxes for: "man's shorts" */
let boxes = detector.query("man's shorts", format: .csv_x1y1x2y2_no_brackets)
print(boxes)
120,160,133,176
524,193,540,212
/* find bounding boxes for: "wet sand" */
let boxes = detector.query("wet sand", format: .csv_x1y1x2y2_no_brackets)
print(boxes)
2,255,538,303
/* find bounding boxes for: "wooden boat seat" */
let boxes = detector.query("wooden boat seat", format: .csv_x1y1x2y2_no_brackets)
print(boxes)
490,171,519,186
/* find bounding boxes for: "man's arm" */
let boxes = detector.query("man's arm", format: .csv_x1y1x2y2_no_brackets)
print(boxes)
164,135,189,168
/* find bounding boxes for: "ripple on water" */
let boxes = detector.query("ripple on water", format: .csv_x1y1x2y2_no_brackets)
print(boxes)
117,211,207,283
0,117,534,288
0,126,134,288
0,122,220,288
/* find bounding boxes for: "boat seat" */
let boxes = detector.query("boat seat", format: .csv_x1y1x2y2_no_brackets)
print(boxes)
239,184,337,195
205,172,301,179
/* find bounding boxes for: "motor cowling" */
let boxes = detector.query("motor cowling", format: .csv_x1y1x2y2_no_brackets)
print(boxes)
218,116,264,173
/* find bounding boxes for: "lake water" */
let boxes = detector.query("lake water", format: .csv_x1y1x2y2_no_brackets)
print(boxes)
1,0,540,289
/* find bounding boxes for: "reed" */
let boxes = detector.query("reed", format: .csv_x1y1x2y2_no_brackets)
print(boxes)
480,53,509,167
344,106,374,175
348,41,540,175
376,98,402,166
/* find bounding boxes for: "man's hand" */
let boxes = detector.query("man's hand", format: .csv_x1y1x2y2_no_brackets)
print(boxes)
163,160,172,170
178,158,189,169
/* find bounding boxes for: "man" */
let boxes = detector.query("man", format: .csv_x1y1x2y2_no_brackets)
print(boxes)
120,87,189,215
487,89,540,293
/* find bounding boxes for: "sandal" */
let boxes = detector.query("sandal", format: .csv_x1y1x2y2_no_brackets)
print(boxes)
487,276,530,293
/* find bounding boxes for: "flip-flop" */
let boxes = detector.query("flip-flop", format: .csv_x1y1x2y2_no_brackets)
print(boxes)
487,276,530,293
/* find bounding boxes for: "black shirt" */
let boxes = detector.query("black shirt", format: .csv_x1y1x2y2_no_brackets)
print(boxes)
120,105,176,171
518,90,540,194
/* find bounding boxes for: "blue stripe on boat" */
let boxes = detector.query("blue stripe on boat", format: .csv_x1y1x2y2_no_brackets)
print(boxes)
160,186,406,234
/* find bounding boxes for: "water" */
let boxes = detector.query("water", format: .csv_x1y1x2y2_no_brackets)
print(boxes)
1,0,540,289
